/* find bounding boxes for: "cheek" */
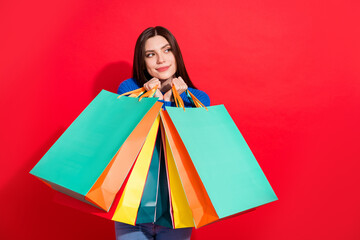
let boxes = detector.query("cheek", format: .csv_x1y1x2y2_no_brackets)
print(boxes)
169,54,176,63
168,55,176,68
171,57,177,72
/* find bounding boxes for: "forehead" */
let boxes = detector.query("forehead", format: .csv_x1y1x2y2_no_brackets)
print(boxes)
144,35,170,50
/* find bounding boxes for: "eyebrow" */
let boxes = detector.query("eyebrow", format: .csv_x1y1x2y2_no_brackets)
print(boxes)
145,44,171,53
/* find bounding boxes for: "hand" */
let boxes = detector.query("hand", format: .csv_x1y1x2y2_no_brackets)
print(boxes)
143,78,163,100
173,77,188,95
163,77,188,102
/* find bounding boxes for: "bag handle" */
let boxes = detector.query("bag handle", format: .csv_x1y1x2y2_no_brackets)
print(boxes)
118,86,207,111
171,86,208,111
118,87,145,98
119,85,186,110
138,86,158,101
117,87,157,101
185,90,208,111
171,85,185,111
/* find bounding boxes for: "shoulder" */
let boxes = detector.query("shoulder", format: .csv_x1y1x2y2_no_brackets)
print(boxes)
117,78,142,95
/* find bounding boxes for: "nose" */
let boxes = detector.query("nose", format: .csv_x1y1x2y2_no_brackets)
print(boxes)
157,53,165,64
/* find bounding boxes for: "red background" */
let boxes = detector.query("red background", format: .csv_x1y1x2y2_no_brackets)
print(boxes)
1,0,359,239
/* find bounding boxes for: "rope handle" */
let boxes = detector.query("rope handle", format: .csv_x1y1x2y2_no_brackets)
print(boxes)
185,90,208,110
138,86,158,101
117,86,157,101
118,86,207,111
117,87,145,98
171,85,185,111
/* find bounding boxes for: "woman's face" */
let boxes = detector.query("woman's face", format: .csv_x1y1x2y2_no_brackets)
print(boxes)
144,35,177,81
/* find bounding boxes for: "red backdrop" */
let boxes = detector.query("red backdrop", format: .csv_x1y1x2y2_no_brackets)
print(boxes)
1,0,359,239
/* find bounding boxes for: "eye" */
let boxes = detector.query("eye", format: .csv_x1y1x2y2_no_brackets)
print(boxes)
145,52,154,58
164,48,172,53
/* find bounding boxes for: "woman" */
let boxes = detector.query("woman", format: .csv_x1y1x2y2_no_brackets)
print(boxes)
115,26,210,240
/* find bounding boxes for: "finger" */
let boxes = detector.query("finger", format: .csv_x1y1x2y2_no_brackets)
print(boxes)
144,83,151,91
149,82,158,88
173,78,184,91
145,83,154,91
154,89,163,97
172,78,180,87
145,78,161,90
179,78,188,92
178,77,187,87
148,78,160,86
145,79,152,89
154,79,161,88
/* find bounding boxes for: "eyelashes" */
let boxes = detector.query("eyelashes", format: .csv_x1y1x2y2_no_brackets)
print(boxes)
145,48,172,58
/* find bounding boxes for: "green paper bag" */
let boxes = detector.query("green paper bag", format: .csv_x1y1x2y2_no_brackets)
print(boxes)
136,130,172,228
165,105,278,219
30,90,159,210
136,132,162,224
154,146,173,229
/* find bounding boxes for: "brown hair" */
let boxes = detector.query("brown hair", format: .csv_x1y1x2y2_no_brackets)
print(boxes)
132,26,196,89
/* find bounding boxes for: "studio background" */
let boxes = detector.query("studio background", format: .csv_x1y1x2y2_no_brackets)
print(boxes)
1,0,359,239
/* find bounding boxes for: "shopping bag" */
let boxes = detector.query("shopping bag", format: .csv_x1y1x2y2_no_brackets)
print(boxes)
85,101,162,211
135,131,162,224
161,122,195,228
154,149,173,228
134,130,173,228
52,116,160,221
165,103,278,220
160,110,219,228
73,88,171,227
30,90,161,211
52,169,127,221
112,115,160,224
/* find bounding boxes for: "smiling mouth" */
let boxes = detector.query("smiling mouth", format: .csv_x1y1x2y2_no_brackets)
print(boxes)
156,66,170,72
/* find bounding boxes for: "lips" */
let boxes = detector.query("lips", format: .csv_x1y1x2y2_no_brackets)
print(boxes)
156,66,170,72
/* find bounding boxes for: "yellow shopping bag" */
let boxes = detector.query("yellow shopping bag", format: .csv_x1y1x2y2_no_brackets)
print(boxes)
112,115,160,224
161,121,195,228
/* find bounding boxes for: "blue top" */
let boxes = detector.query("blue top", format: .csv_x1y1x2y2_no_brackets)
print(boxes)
117,78,211,108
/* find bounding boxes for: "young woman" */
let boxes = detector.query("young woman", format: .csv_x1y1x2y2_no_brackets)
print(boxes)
115,26,210,240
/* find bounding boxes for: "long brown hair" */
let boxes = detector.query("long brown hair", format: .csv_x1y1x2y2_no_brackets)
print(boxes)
132,26,196,89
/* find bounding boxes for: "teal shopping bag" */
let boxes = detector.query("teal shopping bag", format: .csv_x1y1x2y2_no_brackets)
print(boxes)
154,146,173,229
136,130,172,228
165,105,278,219
30,90,159,211
136,131,161,224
